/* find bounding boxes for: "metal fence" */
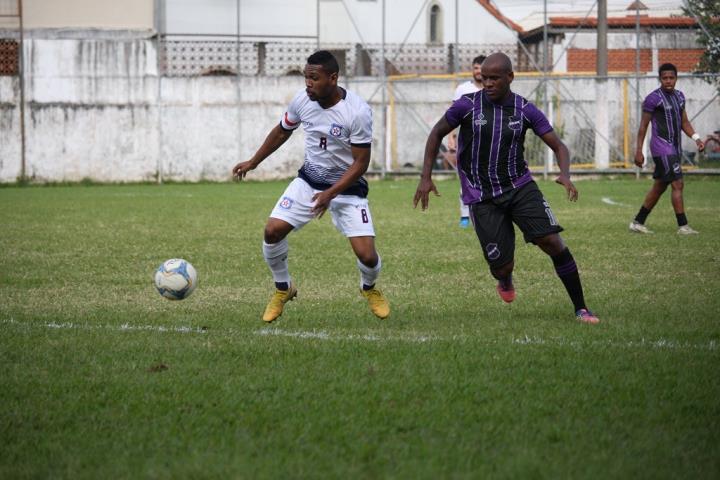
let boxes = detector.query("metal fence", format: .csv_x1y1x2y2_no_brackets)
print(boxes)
158,38,517,77
383,72,720,174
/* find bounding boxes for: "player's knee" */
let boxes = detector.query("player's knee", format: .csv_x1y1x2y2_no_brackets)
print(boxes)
357,251,379,268
654,181,668,193
263,226,285,244
671,180,684,191
535,234,565,256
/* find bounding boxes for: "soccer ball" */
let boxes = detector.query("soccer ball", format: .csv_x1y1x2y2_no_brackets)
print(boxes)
154,259,198,300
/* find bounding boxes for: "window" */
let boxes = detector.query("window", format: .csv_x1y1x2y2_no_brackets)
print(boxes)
0,39,19,76
429,4,442,44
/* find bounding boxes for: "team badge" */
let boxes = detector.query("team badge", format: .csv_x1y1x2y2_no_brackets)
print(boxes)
486,243,501,261
474,114,487,127
673,163,681,174
329,123,344,137
279,196,294,209
508,115,522,131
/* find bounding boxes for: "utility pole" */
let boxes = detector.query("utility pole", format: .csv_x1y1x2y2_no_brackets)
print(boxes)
380,0,387,178
594,0,610,170
543,0,550,180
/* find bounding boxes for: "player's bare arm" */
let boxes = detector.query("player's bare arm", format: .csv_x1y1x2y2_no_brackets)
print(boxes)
232,124,293,180
310,145,371,217
681,109,705,152
540,131,578,202
414,116,453,210
634,111,652,167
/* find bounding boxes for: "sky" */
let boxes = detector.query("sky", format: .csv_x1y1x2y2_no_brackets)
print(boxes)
493,0,686,22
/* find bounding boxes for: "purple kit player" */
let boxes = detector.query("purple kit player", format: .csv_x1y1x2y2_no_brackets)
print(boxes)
629,63,705,235
413,53,598,324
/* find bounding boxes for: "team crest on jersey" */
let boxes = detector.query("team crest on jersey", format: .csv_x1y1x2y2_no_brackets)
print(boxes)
329,123,344,137
486,243,501,260
673,163,681,174
279,196,294,209
508,115,522,131
474,114,487,127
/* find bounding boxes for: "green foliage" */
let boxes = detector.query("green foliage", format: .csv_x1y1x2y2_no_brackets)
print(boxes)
682,0,720,86
1,179,719,477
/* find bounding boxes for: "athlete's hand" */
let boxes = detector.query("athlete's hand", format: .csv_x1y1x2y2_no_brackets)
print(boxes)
555,175,578,202
413,178,440,210
232,160,257,180
634,151,644,168
696,139,705,152
311,190,334,218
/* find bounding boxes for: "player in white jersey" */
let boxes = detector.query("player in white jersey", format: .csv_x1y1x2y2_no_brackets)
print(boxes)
447,55,485,228
232,51,390,322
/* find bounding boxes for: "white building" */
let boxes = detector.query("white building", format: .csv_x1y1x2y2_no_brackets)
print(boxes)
165,0,520,45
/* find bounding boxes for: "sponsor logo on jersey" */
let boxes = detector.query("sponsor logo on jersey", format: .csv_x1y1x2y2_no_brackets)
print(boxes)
329,123,344,137
486,243,501,261
474,114,487,127
508,116,522,131
279,196,294,209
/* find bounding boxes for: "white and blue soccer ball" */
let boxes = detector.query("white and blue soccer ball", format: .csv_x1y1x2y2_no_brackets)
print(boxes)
154,259,198,300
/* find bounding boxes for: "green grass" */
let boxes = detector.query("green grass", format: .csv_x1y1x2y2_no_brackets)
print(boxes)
1,178,719,479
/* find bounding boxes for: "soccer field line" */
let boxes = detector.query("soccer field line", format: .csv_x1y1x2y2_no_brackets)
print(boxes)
601,197,628,207
1,317,717,352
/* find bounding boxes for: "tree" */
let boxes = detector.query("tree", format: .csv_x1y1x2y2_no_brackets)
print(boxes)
681,0,720,81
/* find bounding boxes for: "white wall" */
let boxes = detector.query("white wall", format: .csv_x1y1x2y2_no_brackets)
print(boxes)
1,35,718,183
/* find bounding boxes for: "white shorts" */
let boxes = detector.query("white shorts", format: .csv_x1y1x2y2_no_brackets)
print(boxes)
270,177,376,238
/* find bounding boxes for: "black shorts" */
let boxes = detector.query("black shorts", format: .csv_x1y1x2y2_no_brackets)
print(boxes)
469,181,564,268
652,155,683,182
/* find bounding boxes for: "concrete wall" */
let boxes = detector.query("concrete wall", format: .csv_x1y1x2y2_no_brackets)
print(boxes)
1,35,719,183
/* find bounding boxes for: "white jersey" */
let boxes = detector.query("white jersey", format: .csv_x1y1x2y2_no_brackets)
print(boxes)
280,87,373,197
453,80,482,101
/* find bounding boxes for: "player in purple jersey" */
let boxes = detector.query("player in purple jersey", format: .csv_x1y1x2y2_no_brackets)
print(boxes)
413,52,598,324
629,63,705,235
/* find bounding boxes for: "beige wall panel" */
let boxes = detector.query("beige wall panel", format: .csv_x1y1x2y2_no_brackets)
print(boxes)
21,0,153,29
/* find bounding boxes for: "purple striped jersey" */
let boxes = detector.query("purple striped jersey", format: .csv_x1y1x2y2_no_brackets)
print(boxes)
642,88,685,157
445,90,553,204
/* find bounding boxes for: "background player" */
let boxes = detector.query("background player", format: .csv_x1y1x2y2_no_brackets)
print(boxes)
629,63,705,235
414,52,598,324
233,50,390,322
446,55,486,228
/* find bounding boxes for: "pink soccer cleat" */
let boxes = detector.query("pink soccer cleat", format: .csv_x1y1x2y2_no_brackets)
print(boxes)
575,308,600,324
496,283,516,303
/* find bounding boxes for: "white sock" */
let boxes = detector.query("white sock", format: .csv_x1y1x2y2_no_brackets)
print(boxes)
263,239,291,285
460,196,469,217
357,256,381,289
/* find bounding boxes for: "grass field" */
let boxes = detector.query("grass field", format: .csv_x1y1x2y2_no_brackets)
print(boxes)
1,177,719,478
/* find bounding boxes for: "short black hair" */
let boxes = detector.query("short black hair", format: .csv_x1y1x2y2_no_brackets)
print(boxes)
658,63,677,77
307,50,339,75
472,55,486,65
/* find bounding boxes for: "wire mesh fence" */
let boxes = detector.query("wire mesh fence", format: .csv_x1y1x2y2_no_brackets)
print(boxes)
383,72,719,173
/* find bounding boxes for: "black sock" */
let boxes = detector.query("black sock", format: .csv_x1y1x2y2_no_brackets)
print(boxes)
275,282,289,291
676,212,688,227
498,273,513,289
362,283,375,291
551,248,586,312
635,206,651,224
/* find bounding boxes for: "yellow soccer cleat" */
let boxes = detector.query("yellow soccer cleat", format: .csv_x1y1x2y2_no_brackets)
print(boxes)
361,288,390,319
262,284,297,323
